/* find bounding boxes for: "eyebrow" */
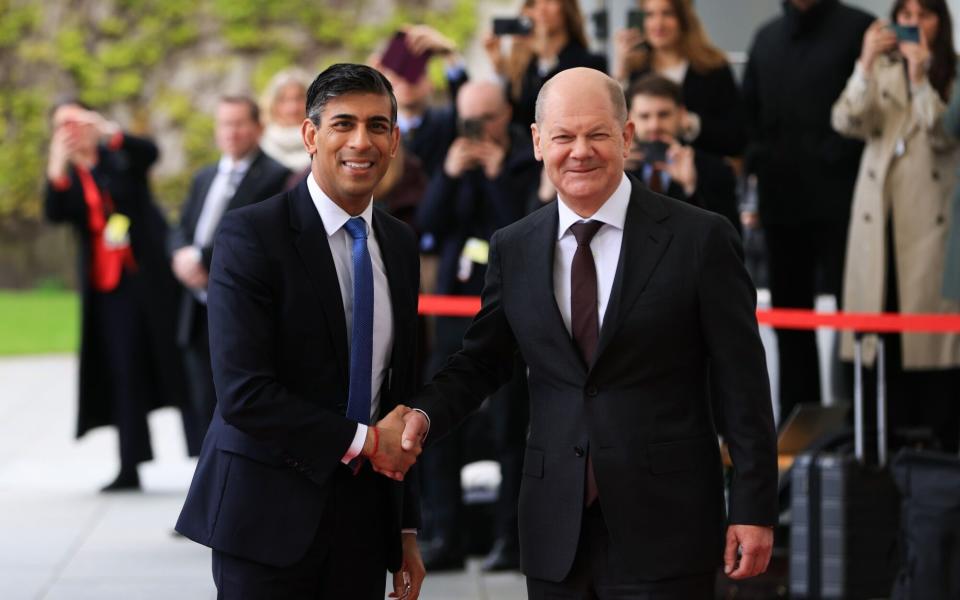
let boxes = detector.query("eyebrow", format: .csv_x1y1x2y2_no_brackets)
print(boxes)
329,113,391,123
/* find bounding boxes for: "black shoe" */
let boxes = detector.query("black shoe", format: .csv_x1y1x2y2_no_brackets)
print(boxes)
420,540,465,572
100,469,140,492
481,538,520,572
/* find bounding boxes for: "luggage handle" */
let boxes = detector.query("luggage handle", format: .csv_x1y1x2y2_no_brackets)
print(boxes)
853,333,887,466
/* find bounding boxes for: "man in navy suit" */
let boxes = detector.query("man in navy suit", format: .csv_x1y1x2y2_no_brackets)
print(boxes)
176,64,426,599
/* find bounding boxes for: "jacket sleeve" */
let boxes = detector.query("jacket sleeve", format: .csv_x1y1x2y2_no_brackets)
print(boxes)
207,210,359,483
911,78,956,152
114,133,159,174
697,214,778,526
44,172,86,226
167,174,201,257
415,169,460,235
831,61,882,141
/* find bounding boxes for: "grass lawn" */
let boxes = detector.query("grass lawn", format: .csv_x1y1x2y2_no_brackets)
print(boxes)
0,289,79,356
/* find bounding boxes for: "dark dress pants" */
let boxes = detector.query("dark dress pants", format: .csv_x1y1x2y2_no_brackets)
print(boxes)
764,220,848,420
183,301,217,448
526,504,714,600
92,274,153,469
212,463,388,599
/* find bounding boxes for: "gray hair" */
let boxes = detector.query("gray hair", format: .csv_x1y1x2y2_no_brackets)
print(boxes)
534,74,628,127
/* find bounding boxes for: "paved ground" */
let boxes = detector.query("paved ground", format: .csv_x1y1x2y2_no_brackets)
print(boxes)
0,355,527,600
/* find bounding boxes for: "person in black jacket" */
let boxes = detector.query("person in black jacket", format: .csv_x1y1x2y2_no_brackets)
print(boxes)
169,96,290,447
485,0,607,129
414,80,541,571
626,74,740,233
742,0,873,421
614,0,746,157
45,101,192,491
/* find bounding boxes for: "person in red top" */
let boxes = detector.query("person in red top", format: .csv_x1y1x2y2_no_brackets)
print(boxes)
45,100,194,491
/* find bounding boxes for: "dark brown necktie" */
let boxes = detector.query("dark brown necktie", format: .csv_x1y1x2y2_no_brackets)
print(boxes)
569,220,603,506
648,167,663,194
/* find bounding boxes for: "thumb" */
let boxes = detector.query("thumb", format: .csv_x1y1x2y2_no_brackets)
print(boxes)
401,414,425,451
723,528,739,574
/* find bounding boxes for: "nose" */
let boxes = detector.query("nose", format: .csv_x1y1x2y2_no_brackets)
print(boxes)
569,134,593,160
348,125,372,151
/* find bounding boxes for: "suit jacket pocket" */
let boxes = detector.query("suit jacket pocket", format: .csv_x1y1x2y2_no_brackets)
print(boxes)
523,447,544,479
647,435,715,475
216,426,285,467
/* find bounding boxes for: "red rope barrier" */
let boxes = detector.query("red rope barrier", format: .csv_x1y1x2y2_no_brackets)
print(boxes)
417,294,960,333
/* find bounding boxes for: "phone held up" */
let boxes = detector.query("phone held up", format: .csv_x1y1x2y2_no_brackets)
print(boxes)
493,16,534,36
890,24,920,44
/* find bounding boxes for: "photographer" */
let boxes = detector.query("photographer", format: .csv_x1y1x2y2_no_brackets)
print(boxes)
626,75,740,232
414,80,540,571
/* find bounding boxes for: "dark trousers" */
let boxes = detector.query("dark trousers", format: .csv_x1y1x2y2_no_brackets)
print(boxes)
92,276,153,469
765,221,848,420
526,504,714,599
183,302,216,449
212,464,388,599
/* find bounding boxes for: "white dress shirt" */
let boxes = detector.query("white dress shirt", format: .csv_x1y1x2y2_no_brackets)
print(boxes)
193,154,254,249
553,174,631,334
305,174,394,464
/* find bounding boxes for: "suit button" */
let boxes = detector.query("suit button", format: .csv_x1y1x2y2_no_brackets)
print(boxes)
864,213,872,223
574,446,585,457
867,169,876,180
938,215,946,225
933,170,940,181
586,386,598,397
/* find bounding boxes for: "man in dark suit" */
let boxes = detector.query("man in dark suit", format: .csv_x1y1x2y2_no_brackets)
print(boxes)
169,96,290,446
175,64,426,598
400,68,778,598
625,74,741,235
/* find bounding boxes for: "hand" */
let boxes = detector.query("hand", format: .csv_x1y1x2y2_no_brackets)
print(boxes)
901,29,931,84
401,409,429,452
172,247,208,290
474,139,506,180
740,210,760,230
367,405,421,481
482,32,504,75
860,19,897,73
664,142,697,197
537,168,556,203
47,128,72,181
724,524,773,580
389,532,425,600
443,138,481,178
403,24,456,57
613,28,644,80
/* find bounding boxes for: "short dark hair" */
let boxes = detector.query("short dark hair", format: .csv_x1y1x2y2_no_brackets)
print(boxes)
626,75,684,109
306,63,397,127
219,95,260,124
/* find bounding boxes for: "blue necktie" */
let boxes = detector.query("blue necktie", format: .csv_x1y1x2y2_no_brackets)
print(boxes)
344,217,373,426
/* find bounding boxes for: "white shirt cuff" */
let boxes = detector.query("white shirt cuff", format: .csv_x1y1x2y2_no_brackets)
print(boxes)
341,423,368,464
189,245,203,263
401,529,418,535
412,408,431,441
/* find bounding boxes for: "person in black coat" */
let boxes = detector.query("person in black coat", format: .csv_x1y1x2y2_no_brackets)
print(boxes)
625,74,740,233
414,80,542,571
742,0,873,419
168,96,290,448
485,0,607,129
44,101,192,491
614,0,746,157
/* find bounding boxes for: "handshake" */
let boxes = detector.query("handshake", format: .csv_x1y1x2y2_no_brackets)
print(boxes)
362,405,430,481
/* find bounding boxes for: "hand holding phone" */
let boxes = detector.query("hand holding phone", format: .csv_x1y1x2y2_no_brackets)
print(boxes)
381,31,432,84
890,24,920,44
493,16,533,36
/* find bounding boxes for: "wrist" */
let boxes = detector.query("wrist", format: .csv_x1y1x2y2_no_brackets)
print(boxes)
362,426,380,457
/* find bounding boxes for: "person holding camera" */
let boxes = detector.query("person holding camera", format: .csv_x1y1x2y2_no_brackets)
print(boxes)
625,75,740,233
485,0,606,129
613,0,745,157
832,0,960,452
414,80,541,571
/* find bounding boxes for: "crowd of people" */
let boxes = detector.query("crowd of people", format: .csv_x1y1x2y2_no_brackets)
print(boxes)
44,0,960,585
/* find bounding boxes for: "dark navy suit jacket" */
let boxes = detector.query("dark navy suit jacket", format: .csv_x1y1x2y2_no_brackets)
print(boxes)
175,180,421,570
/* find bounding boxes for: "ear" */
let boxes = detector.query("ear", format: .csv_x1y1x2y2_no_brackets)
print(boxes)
531,123,543,161
621,120,636,159
389,123,400,158
301,118,317,156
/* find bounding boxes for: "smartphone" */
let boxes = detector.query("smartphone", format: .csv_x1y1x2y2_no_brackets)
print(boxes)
890,24,920,43
637,140,669,164
592,10,608,41
627,9,645,30
459,118,484,140
380,31,432,84
493,16,533,36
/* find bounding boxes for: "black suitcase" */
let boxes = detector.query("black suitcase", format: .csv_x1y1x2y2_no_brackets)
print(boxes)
890,449,960,600
817,335,900,599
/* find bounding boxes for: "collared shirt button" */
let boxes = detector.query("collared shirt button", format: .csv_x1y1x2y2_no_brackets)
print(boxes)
574,446,585,457
586,386,598,397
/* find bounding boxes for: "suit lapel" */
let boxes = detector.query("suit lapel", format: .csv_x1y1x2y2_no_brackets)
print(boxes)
526,203,587,375
593,178,673,368
289,181,350,377
186,168,217,236
228,151,265,212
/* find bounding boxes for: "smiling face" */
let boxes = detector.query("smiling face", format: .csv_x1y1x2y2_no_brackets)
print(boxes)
302,92,400,215
642,0,682,52
531,69,633,216
215,100,262,160
272,82,307,127
629,93,683,141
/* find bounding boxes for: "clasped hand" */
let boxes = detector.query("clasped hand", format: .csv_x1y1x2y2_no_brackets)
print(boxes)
366,405,424,481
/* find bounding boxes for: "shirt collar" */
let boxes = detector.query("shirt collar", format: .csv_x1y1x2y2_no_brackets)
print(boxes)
556,173,631,240
218,150,257,174
306,171,374,238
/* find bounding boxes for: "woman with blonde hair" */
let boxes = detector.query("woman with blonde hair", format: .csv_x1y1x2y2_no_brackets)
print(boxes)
614,0,745,156
485,0,606,128
259,67,312,172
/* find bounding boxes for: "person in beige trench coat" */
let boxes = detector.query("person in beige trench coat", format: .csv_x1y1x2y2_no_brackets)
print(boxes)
832,0,960,451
